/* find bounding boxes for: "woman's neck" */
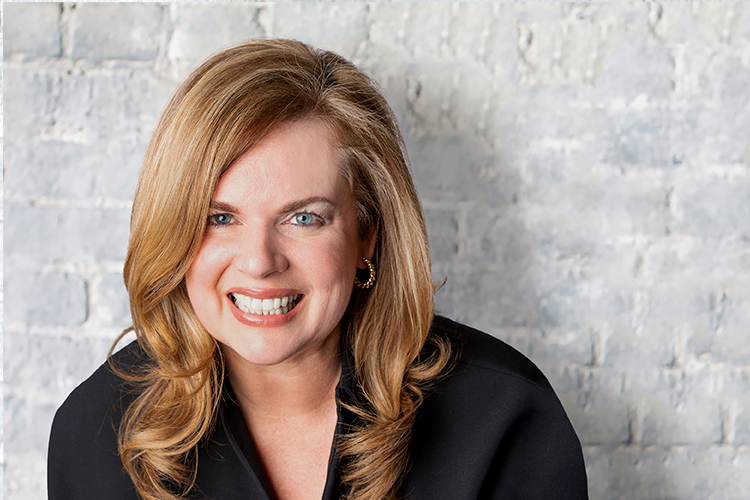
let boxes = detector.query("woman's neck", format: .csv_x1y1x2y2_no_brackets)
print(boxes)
223,332,342,418
222,333,342,500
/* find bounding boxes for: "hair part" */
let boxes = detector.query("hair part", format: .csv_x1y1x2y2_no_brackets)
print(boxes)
116,38,451,500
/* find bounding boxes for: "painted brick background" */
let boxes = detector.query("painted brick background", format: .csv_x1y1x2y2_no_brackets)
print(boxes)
4,2,750,499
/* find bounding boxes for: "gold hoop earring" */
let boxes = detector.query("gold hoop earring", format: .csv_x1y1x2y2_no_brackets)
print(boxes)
354,257,376,289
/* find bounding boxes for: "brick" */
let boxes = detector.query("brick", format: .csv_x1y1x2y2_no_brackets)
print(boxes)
366,3,407,44
672,37,717,101
169,3,265,69
407,134,513,204
671,175,750,239
50,69,173,145
70,3,163,62
95,135,152,200
521,153,668,236
4,204,130,262
688,448,750,500
738,5,750,45
397,60,503,140
595,317,672,367
670,101,750,167
552,367,630,446
401,66,453,133
516,86,610,142
446,3,502,64
434,266,543,329
481,5,522,79
5,140,97,199
4,395,58,454
603,107,673,166
515,10,579,84
585,446,750,500
537,280,626,331
42,69,170,198
516,4,656,87
639,236,713,280
271,3,368,60
674,318,715,363
713,286,750,365
635,385,722,447
655,4,744,47
446,64,498,139
4,3,62,58
625,285,723,349
4,271,88,327
526,327,594,371
362,62,411,138
596,29,675,100
401,3,456,60
4,331,111,400
424,208,458,260
461,212,640,330
3,452,47,500
731,395,750,446
93,272,132,327
3,66,55,139
461,208,531,267
4,135,148,202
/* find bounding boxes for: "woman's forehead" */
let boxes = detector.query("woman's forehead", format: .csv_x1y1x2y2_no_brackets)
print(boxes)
212,118,353,210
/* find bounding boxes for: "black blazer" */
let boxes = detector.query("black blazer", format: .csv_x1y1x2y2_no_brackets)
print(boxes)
48,316,588,499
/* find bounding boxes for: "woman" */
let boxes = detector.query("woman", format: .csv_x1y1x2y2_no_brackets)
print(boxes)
48,39,588,500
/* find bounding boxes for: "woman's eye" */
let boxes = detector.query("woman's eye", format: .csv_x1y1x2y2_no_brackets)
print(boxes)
294,213,314,225
209,213,233,226
292,212,323,227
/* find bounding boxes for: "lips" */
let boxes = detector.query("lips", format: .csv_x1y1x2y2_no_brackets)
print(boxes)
229,292,301,316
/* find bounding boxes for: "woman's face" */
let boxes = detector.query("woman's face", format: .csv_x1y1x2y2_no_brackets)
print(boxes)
185,118,374,369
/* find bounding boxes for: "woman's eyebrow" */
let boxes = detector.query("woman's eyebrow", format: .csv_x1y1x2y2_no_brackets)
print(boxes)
280,196,336,213
209,197,336,214
209,201,238,213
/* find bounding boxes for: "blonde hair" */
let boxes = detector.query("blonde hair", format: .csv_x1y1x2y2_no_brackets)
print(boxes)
115,38,451,500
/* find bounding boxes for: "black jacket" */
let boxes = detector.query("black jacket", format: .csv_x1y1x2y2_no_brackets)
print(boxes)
48,316,588,499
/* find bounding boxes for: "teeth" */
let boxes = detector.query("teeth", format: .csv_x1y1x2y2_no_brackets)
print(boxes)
231,293,300,316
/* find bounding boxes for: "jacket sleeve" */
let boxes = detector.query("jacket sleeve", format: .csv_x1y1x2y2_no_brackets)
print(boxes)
478,387,589,499
48,361,139,500
403,317,588,500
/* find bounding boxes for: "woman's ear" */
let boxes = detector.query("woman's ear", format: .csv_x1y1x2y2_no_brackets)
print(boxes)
358,224,378,268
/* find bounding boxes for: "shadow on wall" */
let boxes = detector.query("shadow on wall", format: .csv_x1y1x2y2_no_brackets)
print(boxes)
396,68,701,498
408,132,536,330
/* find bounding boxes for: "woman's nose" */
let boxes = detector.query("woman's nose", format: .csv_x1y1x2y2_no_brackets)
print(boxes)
234,225,289,279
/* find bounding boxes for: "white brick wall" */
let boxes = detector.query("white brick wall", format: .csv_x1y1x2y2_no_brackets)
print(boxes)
4,3,750,499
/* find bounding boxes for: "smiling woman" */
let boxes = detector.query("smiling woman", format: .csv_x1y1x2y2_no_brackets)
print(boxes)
47,39,588,500
186,119,371,375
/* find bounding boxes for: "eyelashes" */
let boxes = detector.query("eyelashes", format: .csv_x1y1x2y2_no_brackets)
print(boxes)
290,212,326,227
206,211,327,228
208,213,233,226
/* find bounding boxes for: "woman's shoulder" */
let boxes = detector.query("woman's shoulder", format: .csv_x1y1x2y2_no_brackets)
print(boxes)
430,315,551,392
52,340,147,425
48,341,147,500
406,316,588,499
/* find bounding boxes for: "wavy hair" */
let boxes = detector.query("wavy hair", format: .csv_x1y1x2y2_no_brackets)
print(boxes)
114,38,451,500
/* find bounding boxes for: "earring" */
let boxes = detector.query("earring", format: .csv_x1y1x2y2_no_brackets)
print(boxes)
354,257,376,289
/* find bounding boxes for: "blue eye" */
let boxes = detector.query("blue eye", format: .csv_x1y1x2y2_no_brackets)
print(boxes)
294,213,315,225
210,213,232,226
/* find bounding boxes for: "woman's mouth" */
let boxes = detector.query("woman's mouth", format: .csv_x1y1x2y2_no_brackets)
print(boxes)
229,292,301,316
